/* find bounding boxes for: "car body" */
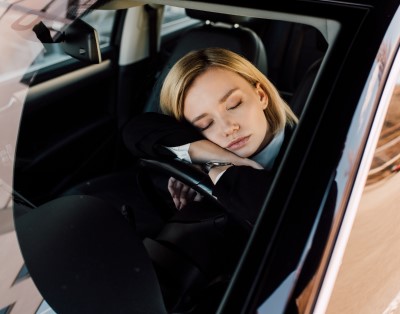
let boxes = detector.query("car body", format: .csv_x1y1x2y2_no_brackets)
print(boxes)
1,0,400,313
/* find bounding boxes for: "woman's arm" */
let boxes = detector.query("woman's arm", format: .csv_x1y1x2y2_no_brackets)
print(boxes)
123,112,266,216
123,112,203,159
188,140,263,169
212,166,275,226
123,112,261,169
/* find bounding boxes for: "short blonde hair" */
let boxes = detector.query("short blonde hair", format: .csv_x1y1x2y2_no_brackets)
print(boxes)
160,47,297,135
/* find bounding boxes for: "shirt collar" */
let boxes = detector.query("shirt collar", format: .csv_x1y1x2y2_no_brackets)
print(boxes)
251,130,285,170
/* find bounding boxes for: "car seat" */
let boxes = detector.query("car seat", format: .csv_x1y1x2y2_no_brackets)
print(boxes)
15,195,168,314
249,19,327,104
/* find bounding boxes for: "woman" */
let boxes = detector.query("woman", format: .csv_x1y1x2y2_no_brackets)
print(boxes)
123,47,298,227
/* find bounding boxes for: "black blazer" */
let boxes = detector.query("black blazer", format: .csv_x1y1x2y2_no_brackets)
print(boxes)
123,112,295,226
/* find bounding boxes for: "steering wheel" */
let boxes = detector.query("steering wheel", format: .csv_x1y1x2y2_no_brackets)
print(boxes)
136,157,253,312
137,157,226,209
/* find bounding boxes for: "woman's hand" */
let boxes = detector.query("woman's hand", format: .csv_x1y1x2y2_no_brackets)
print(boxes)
168,177,204,210
231,157,263,169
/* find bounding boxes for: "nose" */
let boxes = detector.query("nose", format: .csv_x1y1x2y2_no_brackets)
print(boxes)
220,116,239,136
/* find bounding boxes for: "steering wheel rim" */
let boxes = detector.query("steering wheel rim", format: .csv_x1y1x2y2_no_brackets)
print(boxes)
138,158,226,209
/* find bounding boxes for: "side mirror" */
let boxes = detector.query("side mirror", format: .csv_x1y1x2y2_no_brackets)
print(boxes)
61,19,102,64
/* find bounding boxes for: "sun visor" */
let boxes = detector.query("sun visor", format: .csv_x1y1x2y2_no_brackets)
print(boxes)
97,0,147,10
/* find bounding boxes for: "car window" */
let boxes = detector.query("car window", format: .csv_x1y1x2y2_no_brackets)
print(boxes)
326,50,400,313
160,5,200,40
162,6,187,24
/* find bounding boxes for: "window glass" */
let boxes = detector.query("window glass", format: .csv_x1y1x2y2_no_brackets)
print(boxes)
81,10,115,47
0,5,116,314
160,6,199,38
162,6,187,25
326,54,400,313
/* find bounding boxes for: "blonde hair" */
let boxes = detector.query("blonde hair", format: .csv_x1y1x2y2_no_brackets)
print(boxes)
160,47,298,135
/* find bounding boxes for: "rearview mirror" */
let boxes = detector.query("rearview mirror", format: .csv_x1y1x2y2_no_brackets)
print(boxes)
33,18,102,64
61,19,102,64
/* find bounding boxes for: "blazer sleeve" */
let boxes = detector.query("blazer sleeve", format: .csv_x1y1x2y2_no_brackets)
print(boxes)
212,166,275,227
123,112,204,159
214,125,295,226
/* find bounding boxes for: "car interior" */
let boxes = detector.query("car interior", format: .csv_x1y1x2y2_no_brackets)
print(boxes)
13,3,330,313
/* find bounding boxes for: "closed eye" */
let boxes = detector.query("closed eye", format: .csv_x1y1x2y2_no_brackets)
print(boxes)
228,101,242,110
197,120,214,132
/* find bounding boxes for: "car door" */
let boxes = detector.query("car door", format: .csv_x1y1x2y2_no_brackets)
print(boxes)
321,42,400,314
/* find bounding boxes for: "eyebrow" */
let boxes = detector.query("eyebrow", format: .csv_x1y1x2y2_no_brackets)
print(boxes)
190,87,239,124
219,87,239,103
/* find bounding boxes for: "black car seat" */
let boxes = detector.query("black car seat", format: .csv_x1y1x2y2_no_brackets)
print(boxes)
289,57,322,117
15,195,168,314
252,20,327,104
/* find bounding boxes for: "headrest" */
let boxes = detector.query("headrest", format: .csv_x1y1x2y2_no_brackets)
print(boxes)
185,9,253,25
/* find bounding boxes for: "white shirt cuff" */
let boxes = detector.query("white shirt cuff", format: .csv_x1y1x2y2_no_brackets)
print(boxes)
165,143,192,163
214,170,227,183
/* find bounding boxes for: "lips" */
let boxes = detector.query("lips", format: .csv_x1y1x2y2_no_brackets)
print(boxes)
226,135,250,150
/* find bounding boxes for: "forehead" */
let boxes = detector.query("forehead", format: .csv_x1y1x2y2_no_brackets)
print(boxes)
186,67,250,100
183,67,253,118
195,67,244,84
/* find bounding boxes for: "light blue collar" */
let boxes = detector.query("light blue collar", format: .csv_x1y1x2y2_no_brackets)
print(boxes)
251,130,285,170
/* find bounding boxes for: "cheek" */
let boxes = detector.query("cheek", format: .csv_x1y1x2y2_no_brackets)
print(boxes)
253,112,269,137
248,107,267,127
203,131,223,146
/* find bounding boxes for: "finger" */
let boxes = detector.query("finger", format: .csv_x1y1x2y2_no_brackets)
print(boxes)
168,178,182,209
193,192,204,202
173,197,182,210
186,188,197,201
174,179,184,193
171,193,182,210
178,185,191,209
179,198,187,210
251,160,263,169
179,183,190,199
168,177,177,187
168,177,177,197
170,178,185,198
245,158,263,169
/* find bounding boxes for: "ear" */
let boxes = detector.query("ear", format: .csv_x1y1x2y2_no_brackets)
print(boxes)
255,82,268,109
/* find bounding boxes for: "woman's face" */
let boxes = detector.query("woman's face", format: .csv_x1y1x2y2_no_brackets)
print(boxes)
183,67,273,158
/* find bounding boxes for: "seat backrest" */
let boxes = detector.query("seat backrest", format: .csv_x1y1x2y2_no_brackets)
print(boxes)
143,9,268,113
259,21,327,102
16,195,167,313
289,58,322,117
